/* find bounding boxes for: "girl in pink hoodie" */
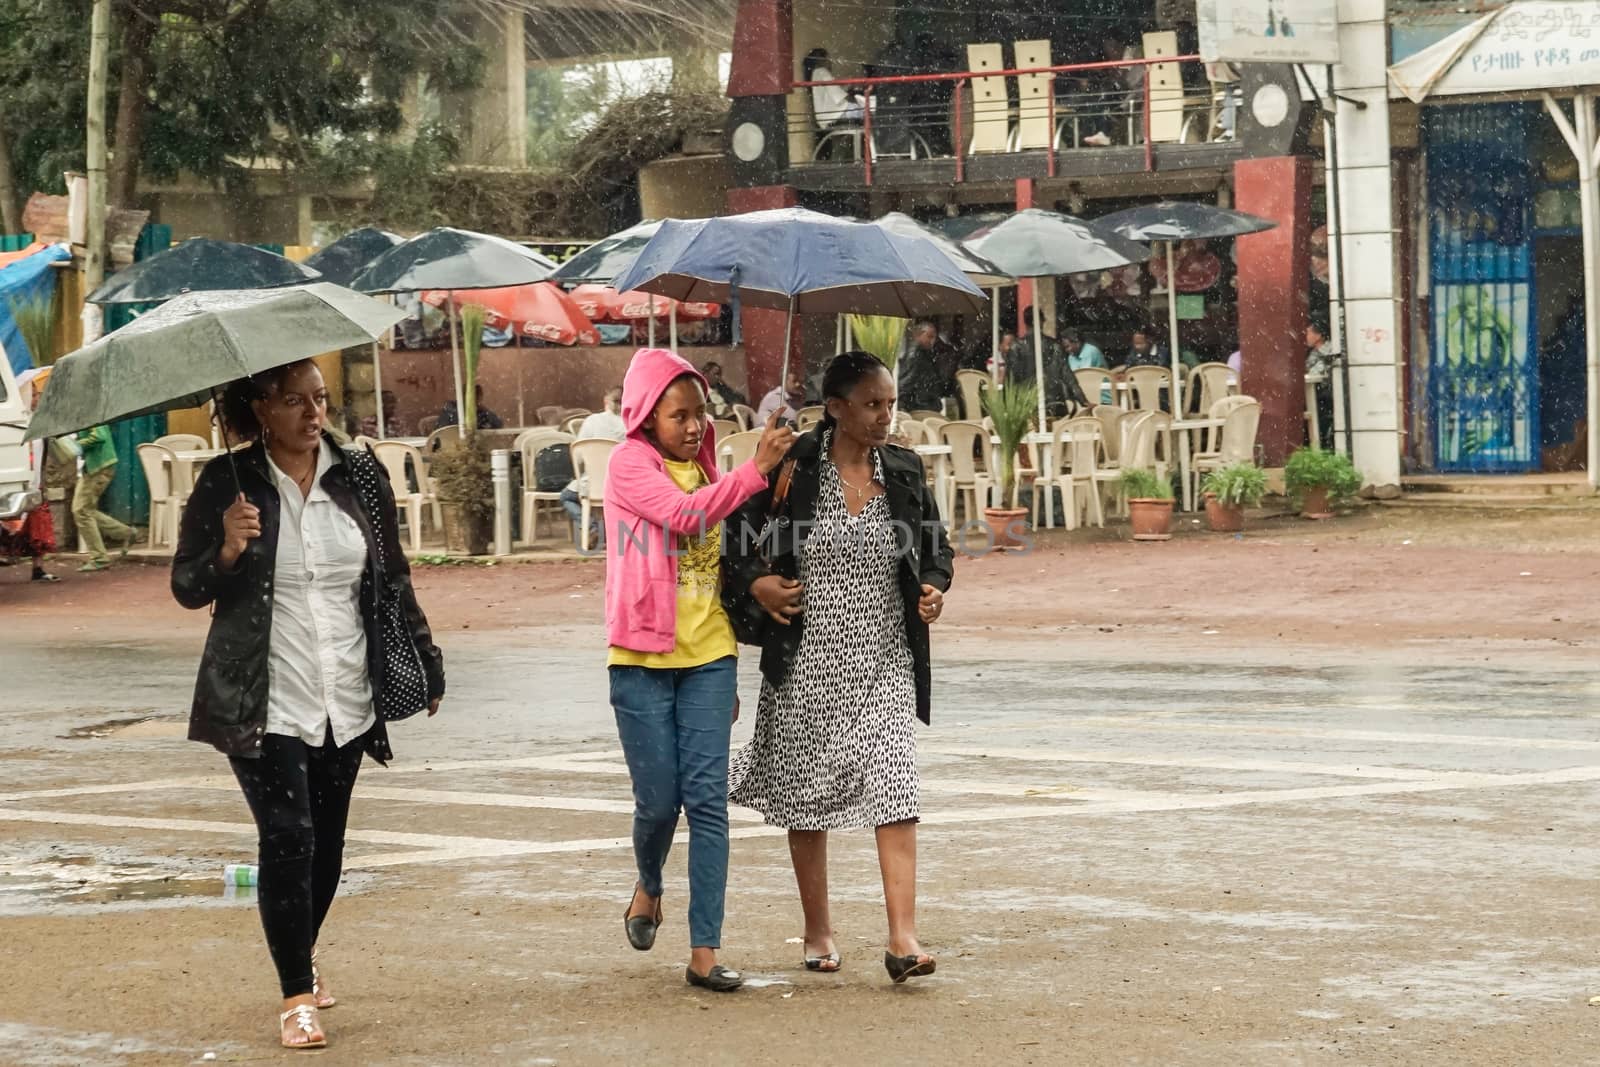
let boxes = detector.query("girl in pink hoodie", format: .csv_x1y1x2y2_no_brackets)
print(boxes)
603,347,794,992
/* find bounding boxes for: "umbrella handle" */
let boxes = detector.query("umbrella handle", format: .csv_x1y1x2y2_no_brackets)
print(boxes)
211,387,244,496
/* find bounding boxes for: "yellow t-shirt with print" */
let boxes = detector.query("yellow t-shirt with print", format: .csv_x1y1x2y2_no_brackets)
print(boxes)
608,459,737,669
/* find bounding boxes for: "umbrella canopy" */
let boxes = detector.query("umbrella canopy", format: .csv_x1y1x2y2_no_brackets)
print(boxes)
349,227,558,294
1096,202,1277,243
26,283,406,440
302,227,404,287
420,283,599,346
88,238,323,305
961,209,1151,279
549,220,661,285
567,284,718,323
871,212,1012,288
610,207,987,317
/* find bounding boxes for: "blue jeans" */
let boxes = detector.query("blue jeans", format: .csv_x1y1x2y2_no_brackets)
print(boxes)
609,656,737,948
561,488,602,549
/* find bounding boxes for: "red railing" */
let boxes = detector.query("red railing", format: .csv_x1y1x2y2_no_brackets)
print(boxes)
793,54,1204,185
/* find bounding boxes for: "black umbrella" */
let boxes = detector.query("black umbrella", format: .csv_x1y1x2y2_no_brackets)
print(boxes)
960,209,1150,427
88,238,323,305
350,227,558,431
1098,202,1277,411
549,220,661,285
302,227,404,287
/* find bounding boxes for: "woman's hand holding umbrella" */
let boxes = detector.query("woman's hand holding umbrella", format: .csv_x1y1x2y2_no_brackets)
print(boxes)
754,409,797,474
219,494,261,570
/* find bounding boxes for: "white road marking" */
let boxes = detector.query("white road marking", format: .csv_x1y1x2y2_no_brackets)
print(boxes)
921,744,1461,781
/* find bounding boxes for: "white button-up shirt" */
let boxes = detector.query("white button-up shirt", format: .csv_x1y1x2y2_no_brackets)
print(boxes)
265,441,376,748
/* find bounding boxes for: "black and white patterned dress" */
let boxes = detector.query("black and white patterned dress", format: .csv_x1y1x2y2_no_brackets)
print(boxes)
729,438,920,830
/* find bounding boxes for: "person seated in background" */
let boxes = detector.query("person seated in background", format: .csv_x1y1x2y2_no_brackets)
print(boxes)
357,390,402,439
1007,309,1091,416
756,369,809,425
702,361,748,417
1060,328,1106,371
437,383,504,431
1120,327,1170,370
804,48,866,160
898,321,958,412
561,386,626,547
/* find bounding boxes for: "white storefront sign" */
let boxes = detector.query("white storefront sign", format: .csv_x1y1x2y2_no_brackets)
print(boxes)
1197,0,1341,65
1389,2,1600,103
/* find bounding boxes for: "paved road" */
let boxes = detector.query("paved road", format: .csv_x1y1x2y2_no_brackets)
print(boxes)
3,602,1598,1065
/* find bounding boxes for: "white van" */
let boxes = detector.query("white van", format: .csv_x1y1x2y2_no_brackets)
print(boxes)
0,345,43,521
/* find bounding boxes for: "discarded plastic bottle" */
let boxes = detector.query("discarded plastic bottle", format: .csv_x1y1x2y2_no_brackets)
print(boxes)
224,863,259,887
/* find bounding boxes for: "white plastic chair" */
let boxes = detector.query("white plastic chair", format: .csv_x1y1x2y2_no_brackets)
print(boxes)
1125,367,1172,412
732,404,758,431
426,424,463,454
719,430,762,473
372,441,433,551
136,443,186,548
895,419,930,446
967,43,1011,154
795,406,826,431
155,433,208,451
1191,398,1261,503
1076,368,1115,408
938,421,990,518
1045,417,1105,530
1187,362,1237,418
712,419,740,443
1013,39,1054,151
1099,410,1155,517
519,435,573,544
920,414,949,438
560,414,587,435
571,438,617,552
955,369,989,421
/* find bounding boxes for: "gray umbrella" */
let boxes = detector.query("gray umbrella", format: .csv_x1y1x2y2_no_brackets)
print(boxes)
87,238,323,305
351,227,558,426
961,209,1150,427
26,283,405,443
549,220,661,285
1098,202,1276,412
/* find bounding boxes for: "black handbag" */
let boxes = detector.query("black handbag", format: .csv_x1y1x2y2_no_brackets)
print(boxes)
346,447,431,722
725,457,797,647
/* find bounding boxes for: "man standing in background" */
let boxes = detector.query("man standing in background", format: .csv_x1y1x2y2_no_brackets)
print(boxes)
71,424,132,572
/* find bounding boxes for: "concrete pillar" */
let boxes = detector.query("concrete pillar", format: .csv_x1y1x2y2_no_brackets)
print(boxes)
1329,0,1403,486
728,184,799,397
441,9,527,167
1234,156,1312,466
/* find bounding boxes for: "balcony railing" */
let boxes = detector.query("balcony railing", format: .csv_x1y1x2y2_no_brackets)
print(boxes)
792,55,1234,184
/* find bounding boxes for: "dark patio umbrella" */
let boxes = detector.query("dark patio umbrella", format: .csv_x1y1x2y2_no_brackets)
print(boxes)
1098,202,1277,412
549,220,661,285
961,209,1151,426
871,211,1013,366
302,227,404,287
87,238,323,305
611,207,986,387
350,227,558,432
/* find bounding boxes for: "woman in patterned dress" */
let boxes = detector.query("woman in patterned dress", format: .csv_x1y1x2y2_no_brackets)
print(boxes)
726,351,954,984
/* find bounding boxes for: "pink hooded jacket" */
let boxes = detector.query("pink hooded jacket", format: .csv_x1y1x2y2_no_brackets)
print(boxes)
603,348,768,654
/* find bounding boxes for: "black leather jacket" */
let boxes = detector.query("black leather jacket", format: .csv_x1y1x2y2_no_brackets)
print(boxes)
171,436,445,760
722,427,954,723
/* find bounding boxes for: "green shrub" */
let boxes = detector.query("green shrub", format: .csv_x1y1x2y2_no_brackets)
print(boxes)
981,380,1038,501
1201,462,1268,507
1284,448,1362,505
1119,468,1173,500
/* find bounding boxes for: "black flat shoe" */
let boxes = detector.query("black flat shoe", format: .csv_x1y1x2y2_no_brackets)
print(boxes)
803,948,841,972
884,951,936,984
685,964,743,992
624,889,662,952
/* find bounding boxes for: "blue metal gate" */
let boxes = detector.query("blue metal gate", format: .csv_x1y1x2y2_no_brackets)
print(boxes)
1425,103,1539,472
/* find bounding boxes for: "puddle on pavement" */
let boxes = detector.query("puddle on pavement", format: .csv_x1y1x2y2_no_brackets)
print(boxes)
60,715,187,740
0,851,245,912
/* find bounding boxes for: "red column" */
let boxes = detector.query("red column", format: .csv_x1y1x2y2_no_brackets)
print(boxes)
1015,179,1035,333
1233,156,1312,466
727,184,799,398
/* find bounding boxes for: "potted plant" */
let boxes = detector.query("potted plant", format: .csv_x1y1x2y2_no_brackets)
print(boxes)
433,303,493,554
1119,468,1175,541
1200,461,1267,533
848,314,906,377
979,380,1037,549
1284,447,1362,520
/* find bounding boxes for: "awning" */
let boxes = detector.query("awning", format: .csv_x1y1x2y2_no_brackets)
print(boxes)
1389,1,1600,104
0,242,71,374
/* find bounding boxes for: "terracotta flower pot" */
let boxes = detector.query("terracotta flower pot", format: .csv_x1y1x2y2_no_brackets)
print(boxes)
1203,493,1245,533
982,507,1029,551
1300,486,1334,520
1128,497,1174,541
440,503,491,555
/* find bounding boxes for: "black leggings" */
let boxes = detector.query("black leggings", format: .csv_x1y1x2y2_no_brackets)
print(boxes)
230,729,366,998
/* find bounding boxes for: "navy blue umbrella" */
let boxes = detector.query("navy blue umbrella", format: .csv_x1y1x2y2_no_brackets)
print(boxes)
302,227,404,287
612,208,985,387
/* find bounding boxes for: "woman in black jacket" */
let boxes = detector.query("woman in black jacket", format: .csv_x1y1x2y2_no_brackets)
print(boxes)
172,359,444,1050
726,351,954,984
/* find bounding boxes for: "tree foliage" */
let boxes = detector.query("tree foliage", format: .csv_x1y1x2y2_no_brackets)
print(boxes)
0,0,481,202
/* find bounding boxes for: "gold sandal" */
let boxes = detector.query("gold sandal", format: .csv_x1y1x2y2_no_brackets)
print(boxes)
279,1004,326,1050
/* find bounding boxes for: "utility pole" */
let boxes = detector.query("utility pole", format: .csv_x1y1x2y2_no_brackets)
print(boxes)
84,0,111,341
